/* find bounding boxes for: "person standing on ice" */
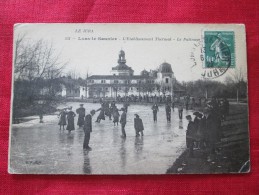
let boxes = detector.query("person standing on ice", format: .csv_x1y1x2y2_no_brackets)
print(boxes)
151,103,159,122
83,110,95,150
134,114,144,137
120,108,127,138
76,104,85,128
165,103,171,122
58,108,67,130
66,107,76,134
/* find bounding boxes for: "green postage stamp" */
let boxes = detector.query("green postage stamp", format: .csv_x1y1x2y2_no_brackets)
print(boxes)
204,31,235,68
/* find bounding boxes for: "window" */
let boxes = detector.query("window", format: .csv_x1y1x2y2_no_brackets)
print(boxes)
101,80,106,83
166,78,169,83
138,80,141,84
131,87,133,90
106,87,109,91
114,80,118,84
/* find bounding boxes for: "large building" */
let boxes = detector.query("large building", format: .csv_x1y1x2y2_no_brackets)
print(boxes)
85,50,184,98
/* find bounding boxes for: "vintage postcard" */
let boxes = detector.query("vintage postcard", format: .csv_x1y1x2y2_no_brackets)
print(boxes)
9,23,249,174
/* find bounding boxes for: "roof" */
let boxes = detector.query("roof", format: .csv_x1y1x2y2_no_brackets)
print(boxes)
112,64,133,71
159,62,173,73
87,75,154,80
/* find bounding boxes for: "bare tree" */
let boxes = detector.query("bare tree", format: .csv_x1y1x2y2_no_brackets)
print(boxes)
229,67,245,103
13,34,67,117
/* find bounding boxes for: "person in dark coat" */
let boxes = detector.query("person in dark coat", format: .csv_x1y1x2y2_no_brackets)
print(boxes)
58,109,67,130
197,112,207,149
165,103,171,122
83,110,95,150
193,112,200,131
186,115,196,157
76,104,85,128
134,114,144,137
113,106,120,126
151,103,159,122
120,108,127,138
66,107,76,133
95,104,105,123
178,101,184,120
206,108,221,159
123,102,130,113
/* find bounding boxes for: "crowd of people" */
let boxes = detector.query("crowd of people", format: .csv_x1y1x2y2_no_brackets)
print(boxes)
57,96,230,160
184,97,229,160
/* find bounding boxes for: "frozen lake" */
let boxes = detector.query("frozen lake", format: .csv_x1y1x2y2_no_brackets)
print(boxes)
9,102,190,174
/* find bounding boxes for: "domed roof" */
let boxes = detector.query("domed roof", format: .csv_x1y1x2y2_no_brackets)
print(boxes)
140,69,149,76
159,62,173,73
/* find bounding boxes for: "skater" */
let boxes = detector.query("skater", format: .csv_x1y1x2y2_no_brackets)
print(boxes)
66,107,76,133
112,106,120,126
58,108,67,130
151,103,159,122
134,114,144,137
171,98,175,111
165,103,171,122
83,110,95,150
76,104,85,128
123,101,130,113
120,108,127,138
178,100,184,120
104,101,112,120
186,115,196,157
95,103,105,123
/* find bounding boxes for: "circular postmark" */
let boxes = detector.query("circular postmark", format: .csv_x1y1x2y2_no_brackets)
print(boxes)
190,31,235,79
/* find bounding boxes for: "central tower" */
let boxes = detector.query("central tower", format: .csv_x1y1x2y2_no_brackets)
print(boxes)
111,50,134,76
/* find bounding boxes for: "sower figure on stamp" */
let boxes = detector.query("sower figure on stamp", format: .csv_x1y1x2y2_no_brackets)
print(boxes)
134,114,144,137
66,107,76,134
83,110,95,150
120,108,127,138
76,104,85,128
151,103,159,122
58,108,67,130
165,103,171,123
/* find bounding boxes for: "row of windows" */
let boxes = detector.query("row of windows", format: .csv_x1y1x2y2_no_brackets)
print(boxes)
88,79,155,84
90,87,164,91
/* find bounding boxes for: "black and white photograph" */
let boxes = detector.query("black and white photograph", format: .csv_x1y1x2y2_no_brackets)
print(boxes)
8,24,249,174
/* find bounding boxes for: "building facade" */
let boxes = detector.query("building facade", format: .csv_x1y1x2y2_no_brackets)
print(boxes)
86,50,184,98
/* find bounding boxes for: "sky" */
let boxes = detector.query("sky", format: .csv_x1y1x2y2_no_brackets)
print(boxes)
13,23,247,82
